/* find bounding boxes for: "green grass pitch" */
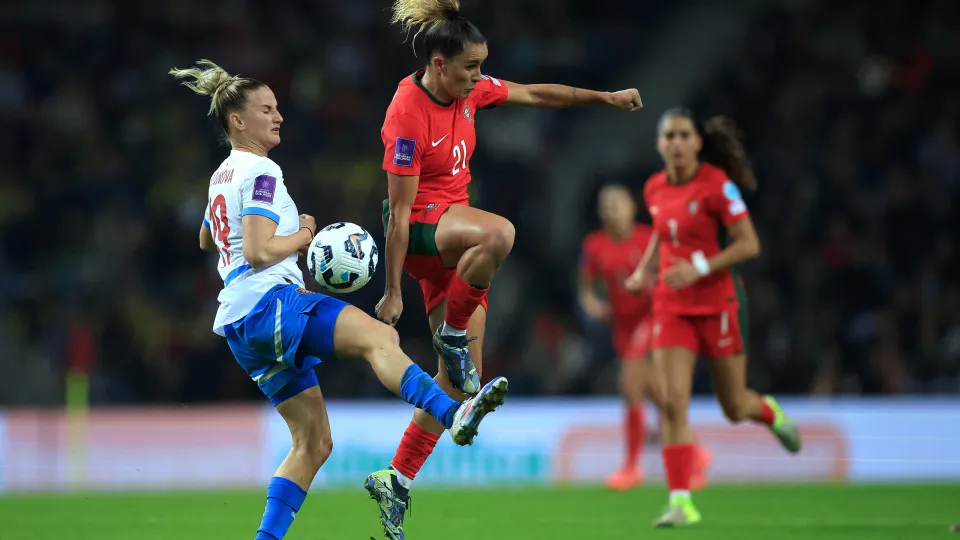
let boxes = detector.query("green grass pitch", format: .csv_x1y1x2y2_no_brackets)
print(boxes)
0,484,957,539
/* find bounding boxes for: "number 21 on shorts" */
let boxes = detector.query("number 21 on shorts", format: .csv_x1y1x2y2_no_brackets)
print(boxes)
452,139,468,175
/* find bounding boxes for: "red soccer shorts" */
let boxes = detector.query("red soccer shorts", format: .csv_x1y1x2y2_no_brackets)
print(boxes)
652,308,744,360
382,200,490,315
612,315,653,362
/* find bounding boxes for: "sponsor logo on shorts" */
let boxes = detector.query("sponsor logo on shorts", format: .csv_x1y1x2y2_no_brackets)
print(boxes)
717,337,734,348
296,287,316,295
424,203,439,214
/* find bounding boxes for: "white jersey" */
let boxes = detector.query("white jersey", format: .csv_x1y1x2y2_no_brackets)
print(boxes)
203,149,305,336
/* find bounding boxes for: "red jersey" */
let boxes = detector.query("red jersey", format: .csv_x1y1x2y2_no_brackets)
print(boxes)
381,71,510,212
580,224,654,321
643,163,749,315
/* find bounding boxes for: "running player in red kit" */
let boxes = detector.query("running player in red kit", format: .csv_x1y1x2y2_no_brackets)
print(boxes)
580,184,710,491
626,109,802,527
366,0,643,537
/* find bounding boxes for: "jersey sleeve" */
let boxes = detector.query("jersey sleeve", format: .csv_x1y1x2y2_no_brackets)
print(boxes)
382,113,428,176
474,74,510,110
239,160,284,224
706,178,750,227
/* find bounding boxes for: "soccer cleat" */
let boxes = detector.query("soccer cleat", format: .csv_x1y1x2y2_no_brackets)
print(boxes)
449,376,509,446
764,396,802,454
432,327,481,394
364,469,408,540
653,495,702,528
605,466,643,491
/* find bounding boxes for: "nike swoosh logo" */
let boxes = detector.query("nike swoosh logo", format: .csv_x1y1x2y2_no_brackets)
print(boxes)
432,135,448,147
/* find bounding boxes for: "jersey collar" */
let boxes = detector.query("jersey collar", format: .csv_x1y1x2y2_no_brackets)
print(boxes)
413,69,455,108
667,163,702,186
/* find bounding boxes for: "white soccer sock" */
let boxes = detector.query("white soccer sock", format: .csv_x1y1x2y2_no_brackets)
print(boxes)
440,322,467,337
394,470,413,489
669,490,691,502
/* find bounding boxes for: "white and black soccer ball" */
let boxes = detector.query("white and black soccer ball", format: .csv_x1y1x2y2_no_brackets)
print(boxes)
306,222,378,294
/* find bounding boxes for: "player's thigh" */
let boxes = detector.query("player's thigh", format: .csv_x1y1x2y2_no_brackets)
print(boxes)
618,358,646,403
435,204,516,267
652,314,699,416
275,385,333,453
698,309,749,413
708,353,749,417
330,304,399,360
642,353,667,409
654,347,697,409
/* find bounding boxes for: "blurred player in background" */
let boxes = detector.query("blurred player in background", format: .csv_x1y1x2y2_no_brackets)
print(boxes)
625,109,802,527
171,59,507,540
579,184,710,491
367,0,643,537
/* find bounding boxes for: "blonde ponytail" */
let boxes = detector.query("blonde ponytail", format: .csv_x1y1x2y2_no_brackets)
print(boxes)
169,59,266,142
391,0,461,39
169,59,242,117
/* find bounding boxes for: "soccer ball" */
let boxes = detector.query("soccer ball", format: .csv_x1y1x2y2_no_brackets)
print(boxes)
306,222,378,293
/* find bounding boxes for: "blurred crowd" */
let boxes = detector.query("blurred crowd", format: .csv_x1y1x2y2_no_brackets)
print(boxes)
602,0,960,395
0,0,957,405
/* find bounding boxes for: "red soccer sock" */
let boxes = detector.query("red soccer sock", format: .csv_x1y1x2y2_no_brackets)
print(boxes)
662,443,695,492
626,404,645,469
443,274,488,331
756,397,777,426
390,421,442,481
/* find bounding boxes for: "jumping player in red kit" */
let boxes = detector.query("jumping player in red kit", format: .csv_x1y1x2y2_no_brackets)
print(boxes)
579,184,710,491
365,0,643,537
625,109,802,527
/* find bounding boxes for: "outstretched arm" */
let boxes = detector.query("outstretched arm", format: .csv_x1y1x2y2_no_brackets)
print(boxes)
503,81,642,111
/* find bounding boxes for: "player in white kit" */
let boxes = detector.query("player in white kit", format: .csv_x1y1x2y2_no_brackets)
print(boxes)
170,59,508,540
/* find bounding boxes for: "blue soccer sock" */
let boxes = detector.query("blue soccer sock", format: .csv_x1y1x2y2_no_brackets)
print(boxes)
399,364,460,429
255,476,308,540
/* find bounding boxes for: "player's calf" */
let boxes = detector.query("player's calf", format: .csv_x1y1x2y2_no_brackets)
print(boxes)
717,390,755,424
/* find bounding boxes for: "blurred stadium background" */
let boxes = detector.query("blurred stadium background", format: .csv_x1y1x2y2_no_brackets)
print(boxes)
1,0,959,538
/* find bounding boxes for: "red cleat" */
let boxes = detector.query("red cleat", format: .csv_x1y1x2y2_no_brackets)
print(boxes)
690,444,712,491
605,467,644,491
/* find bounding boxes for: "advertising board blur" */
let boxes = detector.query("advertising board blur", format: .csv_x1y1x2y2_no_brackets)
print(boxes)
0,398,957,493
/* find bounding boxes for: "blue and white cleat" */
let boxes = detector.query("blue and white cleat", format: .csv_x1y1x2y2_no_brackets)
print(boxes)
432,327,481,394
449,376,509,446
364,469,408,540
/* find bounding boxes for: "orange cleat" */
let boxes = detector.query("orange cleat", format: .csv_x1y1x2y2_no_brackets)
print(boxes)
690,444,712,491
605,466,644,491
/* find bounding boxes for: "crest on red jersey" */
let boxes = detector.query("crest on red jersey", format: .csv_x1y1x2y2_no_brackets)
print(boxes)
463,105,473,123
688,200,699,214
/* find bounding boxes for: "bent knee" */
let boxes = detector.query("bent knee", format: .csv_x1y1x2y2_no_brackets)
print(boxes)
298,435,334,468
482,219,516,260
660,394,689,424
361,320,401,355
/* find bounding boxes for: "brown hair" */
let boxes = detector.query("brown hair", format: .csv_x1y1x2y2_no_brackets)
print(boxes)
169,59,266,143
390,0,486,59
659,108,758,191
